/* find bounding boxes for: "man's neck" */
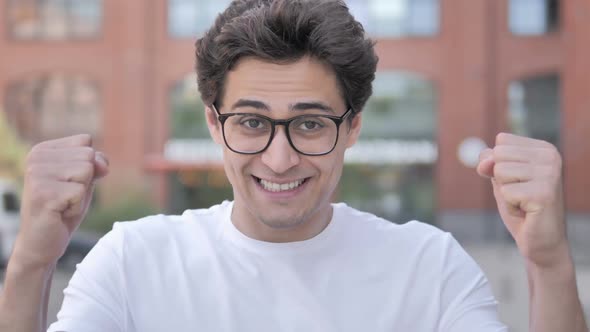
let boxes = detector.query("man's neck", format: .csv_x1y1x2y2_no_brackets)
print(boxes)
230,201,333,243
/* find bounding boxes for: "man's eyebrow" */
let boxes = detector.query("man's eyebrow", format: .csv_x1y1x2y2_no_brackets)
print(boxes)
230,99,335,113
231,99,270,111
290,102,335,113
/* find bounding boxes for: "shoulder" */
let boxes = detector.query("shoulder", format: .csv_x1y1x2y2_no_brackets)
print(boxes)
332,203,464,263
115,200,229,230
333,202,448,242
101,201,232,252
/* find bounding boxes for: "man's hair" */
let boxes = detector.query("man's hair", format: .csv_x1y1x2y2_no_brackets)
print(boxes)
195,0,378,115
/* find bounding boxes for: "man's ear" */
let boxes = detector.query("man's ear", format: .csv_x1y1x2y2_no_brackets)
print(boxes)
346,112,362,148
205,106,223,145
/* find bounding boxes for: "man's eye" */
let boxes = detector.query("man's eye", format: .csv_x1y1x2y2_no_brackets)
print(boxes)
298,120,323,130
241,118,264,129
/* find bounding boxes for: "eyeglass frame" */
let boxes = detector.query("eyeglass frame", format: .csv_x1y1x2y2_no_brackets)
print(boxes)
211,103,354,156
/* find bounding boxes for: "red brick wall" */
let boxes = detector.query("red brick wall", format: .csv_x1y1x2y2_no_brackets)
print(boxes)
1,0,588,213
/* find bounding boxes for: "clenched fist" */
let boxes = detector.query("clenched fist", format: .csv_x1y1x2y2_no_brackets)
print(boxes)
477,133,568,268
11,134,109,269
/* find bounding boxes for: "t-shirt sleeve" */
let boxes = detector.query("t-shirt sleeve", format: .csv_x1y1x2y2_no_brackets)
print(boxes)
47,223,127,332
437,233,509,332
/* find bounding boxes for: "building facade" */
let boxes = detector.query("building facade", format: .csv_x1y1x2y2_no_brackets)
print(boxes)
1,0,589,233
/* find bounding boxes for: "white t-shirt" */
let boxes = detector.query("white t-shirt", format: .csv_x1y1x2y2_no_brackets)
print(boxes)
48,201,507,332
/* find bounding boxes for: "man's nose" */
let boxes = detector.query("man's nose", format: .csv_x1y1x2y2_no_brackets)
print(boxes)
260,126,301,174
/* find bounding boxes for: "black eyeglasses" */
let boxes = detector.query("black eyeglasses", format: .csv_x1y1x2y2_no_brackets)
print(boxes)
212,104,353,156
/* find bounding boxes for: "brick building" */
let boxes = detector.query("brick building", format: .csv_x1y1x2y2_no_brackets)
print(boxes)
1,0,589,231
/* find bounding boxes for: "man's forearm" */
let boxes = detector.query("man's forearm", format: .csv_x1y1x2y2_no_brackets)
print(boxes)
527,250,588,332
0,257,55,332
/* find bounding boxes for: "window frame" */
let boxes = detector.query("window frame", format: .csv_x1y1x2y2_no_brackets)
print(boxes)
508,0,560,37
347,0,441,39
5,0,104,42
166,0,232,39
3,72,103,144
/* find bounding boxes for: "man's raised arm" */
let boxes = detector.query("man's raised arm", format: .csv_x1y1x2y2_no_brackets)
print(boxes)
477,132,588,332
0,134,109,332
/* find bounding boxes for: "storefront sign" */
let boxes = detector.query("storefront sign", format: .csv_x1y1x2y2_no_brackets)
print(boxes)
164,139,438,165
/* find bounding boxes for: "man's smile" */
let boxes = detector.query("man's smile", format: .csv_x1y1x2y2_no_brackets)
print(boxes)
252,175,311,193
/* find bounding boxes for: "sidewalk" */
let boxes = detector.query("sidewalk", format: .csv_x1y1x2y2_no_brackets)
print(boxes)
465,244,590,332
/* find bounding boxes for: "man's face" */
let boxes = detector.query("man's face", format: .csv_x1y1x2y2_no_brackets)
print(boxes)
206,56,361,241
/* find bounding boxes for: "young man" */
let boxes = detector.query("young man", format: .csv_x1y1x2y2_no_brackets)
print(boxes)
0,0,587,331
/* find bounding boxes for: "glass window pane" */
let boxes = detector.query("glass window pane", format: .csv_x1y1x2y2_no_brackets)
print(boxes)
340,72,437,224
168,0,439,38
361,72,437,140
347,0,439,38
6,0,102,40
407,0,439,36
168,0,200,37
509,0,559,36
69,0,103,37
7,0,41,39
368,0,407,36
508,74,560,147
166,75,232,212
169,74,209,139
168,0,232,38
69,77,101,135
43,0,68,39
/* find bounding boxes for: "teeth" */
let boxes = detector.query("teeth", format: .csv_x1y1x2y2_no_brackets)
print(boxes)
259,179,304,192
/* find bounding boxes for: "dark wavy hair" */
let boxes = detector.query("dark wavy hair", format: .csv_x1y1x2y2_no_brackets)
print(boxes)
195,0,378,115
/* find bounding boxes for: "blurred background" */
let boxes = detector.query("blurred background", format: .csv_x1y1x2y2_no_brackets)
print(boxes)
0,0,589,330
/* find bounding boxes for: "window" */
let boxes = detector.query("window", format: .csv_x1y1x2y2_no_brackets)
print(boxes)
4,73,101,144
347,0,439,38
508,74,560,147
7,0,102,40
169,73,209,139
168,0,232,38
168,0,439,39
167,74,232,213
360,72,437,140
340,72,437,223
509,0,559,36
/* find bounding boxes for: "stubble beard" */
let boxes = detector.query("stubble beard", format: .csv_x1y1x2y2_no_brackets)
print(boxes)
255,206,311,230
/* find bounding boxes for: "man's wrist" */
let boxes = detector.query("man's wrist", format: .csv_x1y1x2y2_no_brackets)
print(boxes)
0,251,56,332
525,245,576,285
6,244,57,281
10,235,60,273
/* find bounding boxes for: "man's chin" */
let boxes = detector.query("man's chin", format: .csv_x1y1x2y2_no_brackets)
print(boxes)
257,213,307,230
